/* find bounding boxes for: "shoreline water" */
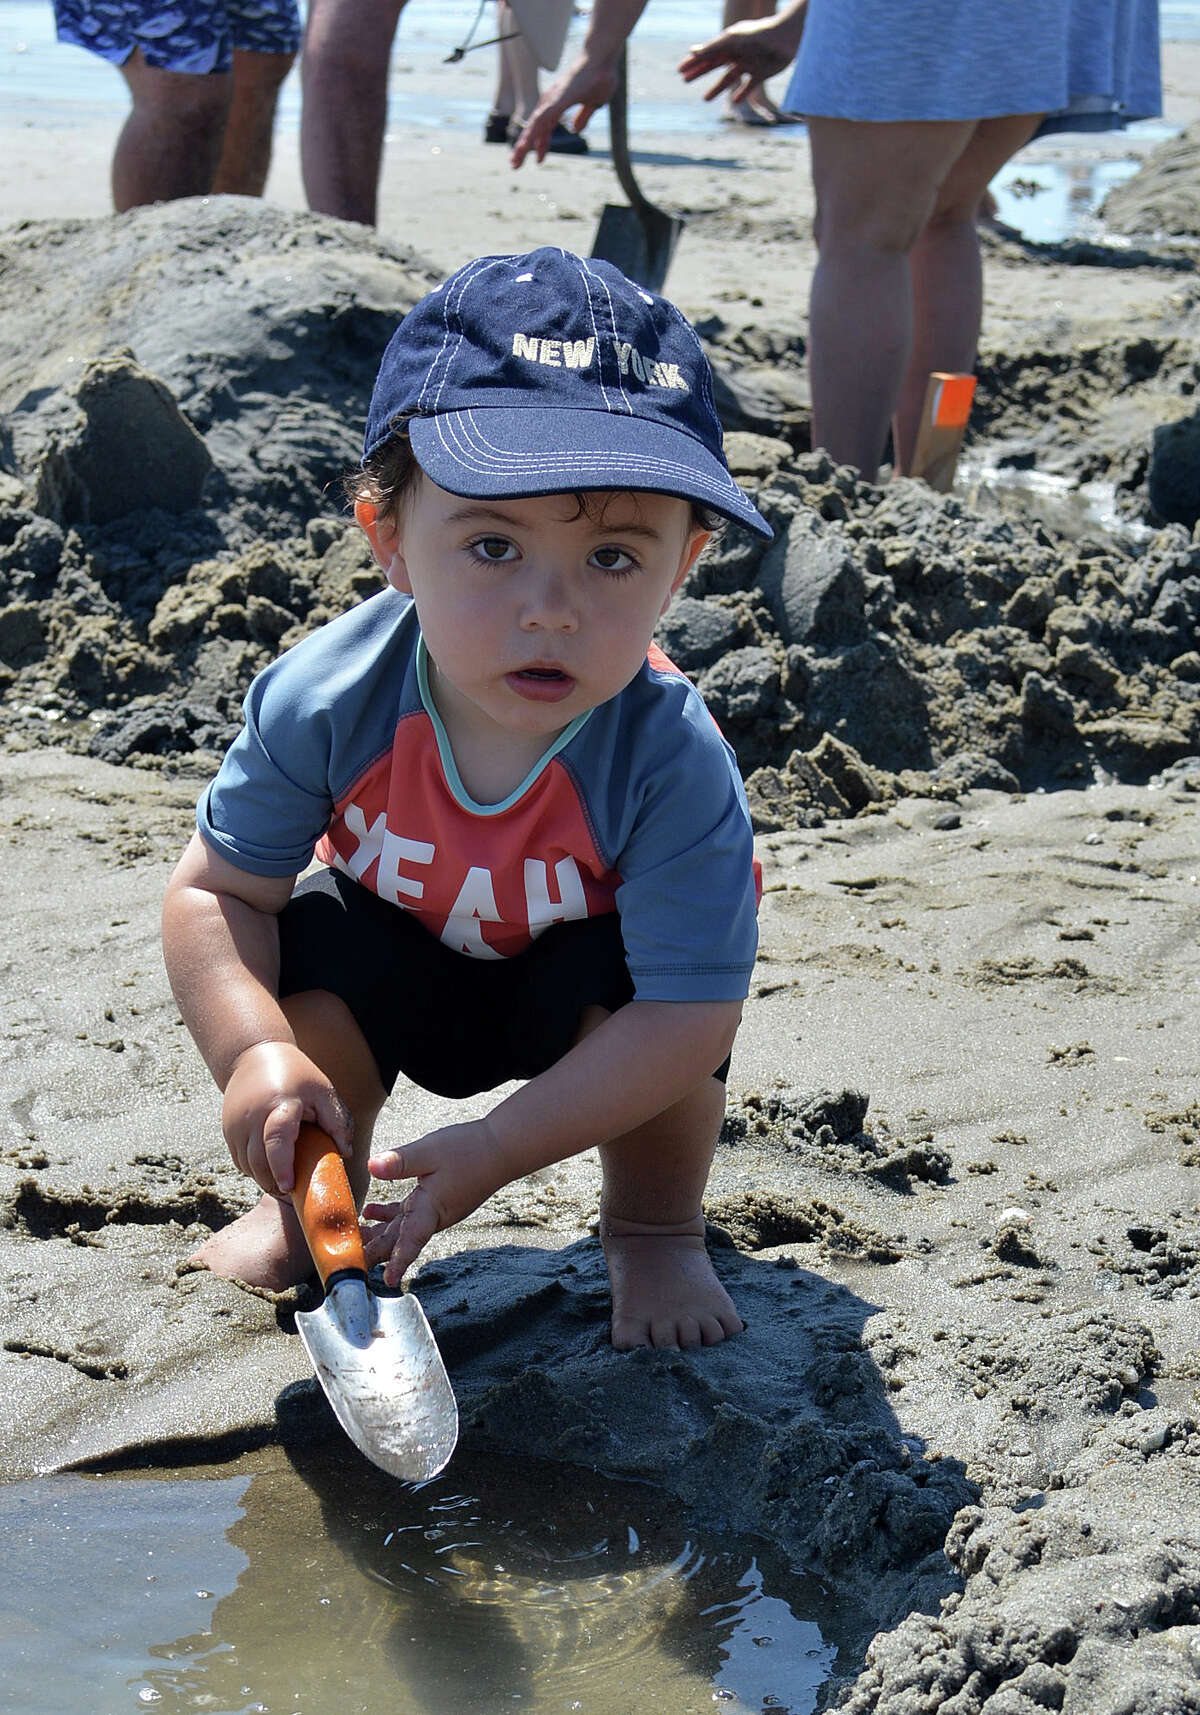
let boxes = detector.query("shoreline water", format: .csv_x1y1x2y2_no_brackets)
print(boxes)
3,4,1200,244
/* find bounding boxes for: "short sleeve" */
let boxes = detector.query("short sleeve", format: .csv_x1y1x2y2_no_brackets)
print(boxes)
197,588,417,879
610,692,759,1003
198,653,337,878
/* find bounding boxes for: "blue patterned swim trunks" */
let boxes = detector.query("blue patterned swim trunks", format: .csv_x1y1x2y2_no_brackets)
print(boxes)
54,0,301,75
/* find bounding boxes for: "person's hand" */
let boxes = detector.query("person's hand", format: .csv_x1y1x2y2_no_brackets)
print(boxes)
221,1041,353,1197
678,11,805,105
363,1119,510,1285
510,51,620,166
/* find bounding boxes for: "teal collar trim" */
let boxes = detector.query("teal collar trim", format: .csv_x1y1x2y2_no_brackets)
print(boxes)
415,633,592,815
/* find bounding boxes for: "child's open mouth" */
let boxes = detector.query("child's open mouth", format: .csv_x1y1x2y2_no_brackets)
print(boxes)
507,666,576,703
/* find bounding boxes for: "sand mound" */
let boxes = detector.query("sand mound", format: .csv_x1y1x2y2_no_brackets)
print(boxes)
1,202,1198,827
1104,120,1200,240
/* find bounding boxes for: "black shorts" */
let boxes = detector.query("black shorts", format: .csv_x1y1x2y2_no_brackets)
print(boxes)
278,868,729,1098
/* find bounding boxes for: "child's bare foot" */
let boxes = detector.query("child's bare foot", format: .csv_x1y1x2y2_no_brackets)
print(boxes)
188,1193,315,1292
601,1213,744,1351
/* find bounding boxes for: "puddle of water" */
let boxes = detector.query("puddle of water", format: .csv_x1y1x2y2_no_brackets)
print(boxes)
957,454,1132,537
0,1449,849,1715
990,149,1152,246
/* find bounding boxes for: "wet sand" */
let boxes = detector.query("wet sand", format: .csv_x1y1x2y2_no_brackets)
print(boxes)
2,38,1200,1714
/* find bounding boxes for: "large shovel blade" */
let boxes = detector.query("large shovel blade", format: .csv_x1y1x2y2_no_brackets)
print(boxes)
296,1275,459,1481
592,202,684,297
590,47,683,294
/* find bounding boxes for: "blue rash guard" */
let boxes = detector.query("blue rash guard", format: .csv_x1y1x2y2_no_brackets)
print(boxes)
199,587,759,1003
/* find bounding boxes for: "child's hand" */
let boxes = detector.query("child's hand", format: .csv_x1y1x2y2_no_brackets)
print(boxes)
221,1040,353,1196
363,1120,509,1286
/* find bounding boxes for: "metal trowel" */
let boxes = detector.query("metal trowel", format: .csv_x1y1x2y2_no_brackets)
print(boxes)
291,1122,458,1481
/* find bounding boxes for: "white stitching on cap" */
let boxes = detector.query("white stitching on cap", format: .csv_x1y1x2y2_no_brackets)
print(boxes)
578,256,631,416
418,255,496,413
666,298,720,427
454,407,732,494
571,254,618,414
434,255,508,413
429,410,747,508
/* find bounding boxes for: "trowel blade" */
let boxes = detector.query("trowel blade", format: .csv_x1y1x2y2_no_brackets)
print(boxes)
295,1279,458,1482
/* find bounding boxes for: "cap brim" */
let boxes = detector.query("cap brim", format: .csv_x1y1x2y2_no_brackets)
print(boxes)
408,407,773,540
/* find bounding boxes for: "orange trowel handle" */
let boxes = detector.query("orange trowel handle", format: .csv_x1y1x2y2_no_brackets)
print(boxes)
291,1122,367,1286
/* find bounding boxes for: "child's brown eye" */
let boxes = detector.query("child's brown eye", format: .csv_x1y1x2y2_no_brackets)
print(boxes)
473,536,515,562
592,546,636,574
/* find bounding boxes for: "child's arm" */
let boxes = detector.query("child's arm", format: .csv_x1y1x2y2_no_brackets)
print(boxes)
162,832,353,1195
363,998,740,1284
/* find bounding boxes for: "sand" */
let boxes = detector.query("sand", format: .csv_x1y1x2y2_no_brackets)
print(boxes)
2,37,1200,1714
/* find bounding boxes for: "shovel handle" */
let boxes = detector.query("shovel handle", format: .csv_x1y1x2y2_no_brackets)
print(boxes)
609,47,649,217
291,1123,367,1286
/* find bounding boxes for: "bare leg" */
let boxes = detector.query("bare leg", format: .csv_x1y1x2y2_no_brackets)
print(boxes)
189,990,387,1289
492,15,516,118
892,113,1043,472
806,115,975,479
113,50,232,211
599,1075,742,1350
300,0,407,224
212,48,296,196
721,0,784,122
497,3,541,126
551,1003,739,1349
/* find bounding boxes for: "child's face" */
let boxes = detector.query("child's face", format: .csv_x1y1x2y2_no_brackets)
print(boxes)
358,476,709,743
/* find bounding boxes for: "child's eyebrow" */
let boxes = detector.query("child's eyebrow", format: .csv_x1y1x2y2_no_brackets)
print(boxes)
443,502,533,527
443,501,666,540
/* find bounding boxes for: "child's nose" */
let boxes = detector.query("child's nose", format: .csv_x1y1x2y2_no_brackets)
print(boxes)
520,567,578,631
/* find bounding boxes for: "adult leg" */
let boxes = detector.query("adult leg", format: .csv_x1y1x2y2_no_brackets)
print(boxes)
805,115,974,480
721,0,785,123
212,47,296,195
189,990,388,1289
497,3,540,126
113,49,233,210
892,113,1042,473
300,0,407,224
489,3,516,132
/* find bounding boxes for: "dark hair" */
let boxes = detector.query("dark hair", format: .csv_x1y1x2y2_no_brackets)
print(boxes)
347,418,725,538
345,417,422,523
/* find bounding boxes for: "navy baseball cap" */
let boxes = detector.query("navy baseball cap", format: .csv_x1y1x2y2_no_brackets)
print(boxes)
363,248,773,540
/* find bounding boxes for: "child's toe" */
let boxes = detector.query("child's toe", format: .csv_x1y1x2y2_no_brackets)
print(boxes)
611,1312,650,1351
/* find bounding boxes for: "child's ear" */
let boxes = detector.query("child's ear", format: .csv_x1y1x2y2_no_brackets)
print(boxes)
661,527,710,614
355,498,411,593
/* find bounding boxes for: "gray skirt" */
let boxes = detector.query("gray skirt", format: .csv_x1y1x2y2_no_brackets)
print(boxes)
784,0,1161,127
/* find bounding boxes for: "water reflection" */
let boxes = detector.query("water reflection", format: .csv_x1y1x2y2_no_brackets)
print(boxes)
958,457,1132,538
1,1449,844,1715
989,147,1158,246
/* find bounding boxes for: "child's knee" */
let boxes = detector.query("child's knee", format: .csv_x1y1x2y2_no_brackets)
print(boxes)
280,988,386,1122
654,1073,727,1141
696,1072,728,1130
572,1003,611,1045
